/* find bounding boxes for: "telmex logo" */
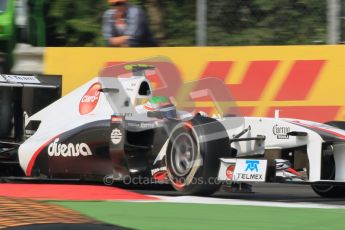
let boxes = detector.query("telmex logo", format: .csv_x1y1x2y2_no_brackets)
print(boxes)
48,138,92,157
79,82,101,115
245,160,259,172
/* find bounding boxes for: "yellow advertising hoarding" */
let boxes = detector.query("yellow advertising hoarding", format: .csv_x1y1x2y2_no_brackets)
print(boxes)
44,46,345,122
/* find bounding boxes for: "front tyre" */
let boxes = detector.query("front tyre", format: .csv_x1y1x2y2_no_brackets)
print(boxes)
311,148,345,197
166,115,231,195
312,184,345,198
311,122,345,198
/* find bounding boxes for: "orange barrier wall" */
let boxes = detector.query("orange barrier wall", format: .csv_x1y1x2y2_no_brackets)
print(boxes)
44,46,345,122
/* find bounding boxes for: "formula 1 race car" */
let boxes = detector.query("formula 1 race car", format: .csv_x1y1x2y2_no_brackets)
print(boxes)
2,63,345,198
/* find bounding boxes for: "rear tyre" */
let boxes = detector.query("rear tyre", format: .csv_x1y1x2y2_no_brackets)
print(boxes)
166,115,231,195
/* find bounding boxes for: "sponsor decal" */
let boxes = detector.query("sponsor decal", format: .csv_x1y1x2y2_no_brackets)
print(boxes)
140,122,156,129
47,138,92,157
151,166,167,176
111,128,122,144
273,124,290,139
235,160,263,180
111,116,123,123
245,160,259,172
127,122,156,129
232,159,267,182
2,74,41,84
237,173,263,180
151,166,167,181
226,165,235,180
79,82,101,115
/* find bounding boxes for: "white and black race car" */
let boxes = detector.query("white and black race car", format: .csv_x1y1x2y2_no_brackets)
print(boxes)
2,64,345,198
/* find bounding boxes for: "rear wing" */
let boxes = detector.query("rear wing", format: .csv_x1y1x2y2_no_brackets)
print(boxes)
0,74,59,89
0,74,62,143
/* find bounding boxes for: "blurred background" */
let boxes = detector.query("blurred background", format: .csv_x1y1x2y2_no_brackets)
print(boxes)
0,0,344,72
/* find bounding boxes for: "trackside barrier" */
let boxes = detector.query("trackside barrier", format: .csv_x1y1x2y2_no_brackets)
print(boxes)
44,46,345,122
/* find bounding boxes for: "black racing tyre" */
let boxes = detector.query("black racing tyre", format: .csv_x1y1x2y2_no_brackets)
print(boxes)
311,121,345,197
311,147,345,198
166,115,231,195
312,184,345,198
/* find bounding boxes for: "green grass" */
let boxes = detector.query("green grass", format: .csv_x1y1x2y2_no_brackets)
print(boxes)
50,201,345,230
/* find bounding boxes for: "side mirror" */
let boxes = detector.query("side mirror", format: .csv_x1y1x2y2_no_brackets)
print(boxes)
99,88,119,93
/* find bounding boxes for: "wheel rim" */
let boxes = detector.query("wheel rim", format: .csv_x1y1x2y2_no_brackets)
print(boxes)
170,133,195,177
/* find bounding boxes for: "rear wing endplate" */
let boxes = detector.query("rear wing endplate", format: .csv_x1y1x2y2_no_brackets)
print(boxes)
0,74,58,88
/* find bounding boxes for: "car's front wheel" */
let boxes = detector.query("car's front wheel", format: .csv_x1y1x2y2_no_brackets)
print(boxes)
311,148,345,197
166,115,231,195
311,122,345,198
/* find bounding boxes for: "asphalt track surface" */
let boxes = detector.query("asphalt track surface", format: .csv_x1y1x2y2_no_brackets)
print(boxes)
131,183,345,207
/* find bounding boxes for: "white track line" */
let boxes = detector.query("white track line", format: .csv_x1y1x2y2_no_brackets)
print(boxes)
128,195,345,209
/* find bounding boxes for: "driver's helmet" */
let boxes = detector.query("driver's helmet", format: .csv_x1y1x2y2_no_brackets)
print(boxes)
143,96,177,118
